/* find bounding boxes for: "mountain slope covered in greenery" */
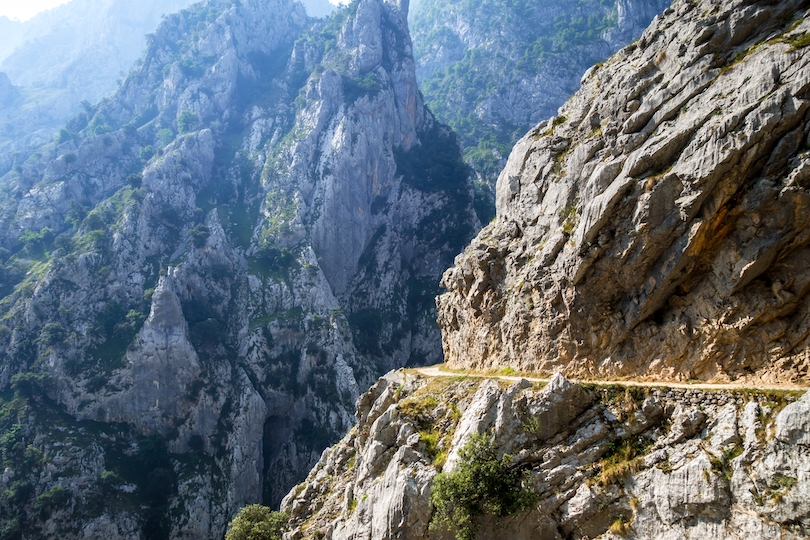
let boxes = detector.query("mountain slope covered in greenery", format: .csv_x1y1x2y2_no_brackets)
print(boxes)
410,0,670,220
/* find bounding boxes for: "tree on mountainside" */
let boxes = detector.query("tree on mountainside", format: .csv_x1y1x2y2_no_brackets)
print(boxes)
225,505,289,540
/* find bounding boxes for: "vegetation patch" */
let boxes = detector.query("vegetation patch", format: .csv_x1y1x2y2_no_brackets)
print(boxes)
709,444,743,480
608,513,632,536
225,505,289,540
400,395,439,425
342,72,383,104
590,435,651,488
430,434,538,540
787,32,810,48
560,204,578,233
766,473,797,503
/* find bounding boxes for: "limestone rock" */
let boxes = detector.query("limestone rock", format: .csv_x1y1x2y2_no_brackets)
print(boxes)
282,373,810,540
776,389,810,446
0,0,475,535
437,0,810,384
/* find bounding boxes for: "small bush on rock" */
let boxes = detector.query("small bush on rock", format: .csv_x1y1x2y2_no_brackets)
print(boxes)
225,505,288,540
430,433,538,540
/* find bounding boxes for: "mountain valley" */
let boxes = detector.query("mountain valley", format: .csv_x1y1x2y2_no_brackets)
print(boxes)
0,0,808,538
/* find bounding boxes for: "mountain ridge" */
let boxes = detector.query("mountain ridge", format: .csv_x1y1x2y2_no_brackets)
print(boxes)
0,0,475,535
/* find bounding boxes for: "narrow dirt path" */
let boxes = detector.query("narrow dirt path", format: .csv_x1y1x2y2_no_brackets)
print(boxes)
414,365,809,392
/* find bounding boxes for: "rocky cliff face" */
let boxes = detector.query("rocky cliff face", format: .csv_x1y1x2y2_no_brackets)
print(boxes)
282,371,810,539
409,0,671,220
0,0,474,536
438,0,810,384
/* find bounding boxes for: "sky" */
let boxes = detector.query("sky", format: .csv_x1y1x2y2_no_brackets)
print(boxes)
0,0,71,21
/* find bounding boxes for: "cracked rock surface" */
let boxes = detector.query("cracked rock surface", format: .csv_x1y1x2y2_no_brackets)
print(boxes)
437,0,810,384
282,372,810,539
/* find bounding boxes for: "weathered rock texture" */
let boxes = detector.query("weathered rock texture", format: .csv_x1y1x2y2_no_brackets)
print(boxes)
0,0,474,536
438,0,810,384
282,372,810,539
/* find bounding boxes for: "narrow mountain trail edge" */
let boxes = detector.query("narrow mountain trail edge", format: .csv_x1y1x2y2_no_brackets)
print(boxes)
415,364,809,392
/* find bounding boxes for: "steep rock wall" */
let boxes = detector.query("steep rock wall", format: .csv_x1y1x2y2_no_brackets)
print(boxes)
438,0,810,384
0,0,475,536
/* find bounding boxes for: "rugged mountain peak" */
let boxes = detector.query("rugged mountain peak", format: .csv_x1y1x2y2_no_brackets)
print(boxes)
271,0,437,296
0,0,474,535
145,270,187,329
438,0,810,383
75,268,204,433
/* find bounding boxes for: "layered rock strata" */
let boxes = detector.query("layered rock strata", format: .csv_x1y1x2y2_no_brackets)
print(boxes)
438,0,810,383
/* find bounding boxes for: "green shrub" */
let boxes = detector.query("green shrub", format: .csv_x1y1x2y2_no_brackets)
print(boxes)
81,206,114,231
88,112,112,136
19,227,54,255
225,505,288,540
127,173,143,188
10,372,49,400
65,201,88,228
179,58,205,78
56,128,73,144
342,72,382,104
177,110,199,134
34,486,70,517
38,322,67,347
139,145,156,162
4,480,33,505
189,223,210,247
157,128,174,146
430,434,538,540
54,233,74,251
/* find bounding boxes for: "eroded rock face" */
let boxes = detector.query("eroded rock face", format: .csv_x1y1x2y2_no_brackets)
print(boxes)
282,372,810,540
438,0,810,383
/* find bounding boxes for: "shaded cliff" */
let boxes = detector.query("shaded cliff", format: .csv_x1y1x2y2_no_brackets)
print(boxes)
438,0,810,384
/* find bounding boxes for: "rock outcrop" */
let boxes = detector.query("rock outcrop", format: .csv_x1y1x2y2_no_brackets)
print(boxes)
438,0,810,384
282,371,810,539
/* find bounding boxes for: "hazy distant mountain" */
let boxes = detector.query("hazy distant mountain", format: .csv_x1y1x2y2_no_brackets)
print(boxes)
0,0,199,161
0,0,340,164
2,0,198,101
0,17,25,63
